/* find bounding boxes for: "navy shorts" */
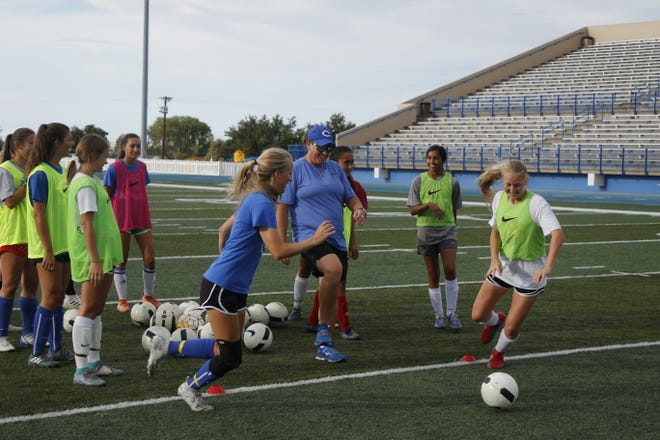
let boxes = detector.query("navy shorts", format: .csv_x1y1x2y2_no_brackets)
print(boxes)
199,277,247,315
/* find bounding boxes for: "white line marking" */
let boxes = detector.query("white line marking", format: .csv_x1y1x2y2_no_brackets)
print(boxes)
573,266,606,269
2,340,657,425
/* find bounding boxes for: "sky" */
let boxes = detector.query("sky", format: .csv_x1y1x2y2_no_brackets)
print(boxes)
1,0,658,144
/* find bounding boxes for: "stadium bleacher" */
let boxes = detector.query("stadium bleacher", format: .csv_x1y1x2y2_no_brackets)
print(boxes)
339,21,660,183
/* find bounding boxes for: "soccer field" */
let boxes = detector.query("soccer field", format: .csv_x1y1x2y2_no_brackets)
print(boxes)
1,182,658,439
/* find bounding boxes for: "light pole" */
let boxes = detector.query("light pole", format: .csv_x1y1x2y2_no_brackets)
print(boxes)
141,0,149,157
159,96,172,159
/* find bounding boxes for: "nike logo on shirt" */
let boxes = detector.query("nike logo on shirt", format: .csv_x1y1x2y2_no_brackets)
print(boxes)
428,189,442,195
501,216,518,222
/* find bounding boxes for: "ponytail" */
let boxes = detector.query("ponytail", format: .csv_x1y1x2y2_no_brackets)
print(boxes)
477,160,529,207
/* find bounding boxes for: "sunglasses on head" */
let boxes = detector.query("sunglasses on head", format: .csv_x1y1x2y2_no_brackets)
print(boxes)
314,143,335,153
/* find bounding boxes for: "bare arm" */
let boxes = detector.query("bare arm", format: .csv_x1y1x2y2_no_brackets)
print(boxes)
275,203,289,241
2,183,27,209
532,228,565,285
486,227,502,277
33,202,55,270
218,215,235,253
260,221,335,261
346,196,367,226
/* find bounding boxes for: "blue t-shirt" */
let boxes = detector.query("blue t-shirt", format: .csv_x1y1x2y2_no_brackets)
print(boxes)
28,163,63,205
203,192,277,294
102,160,151,196
278,158,355,251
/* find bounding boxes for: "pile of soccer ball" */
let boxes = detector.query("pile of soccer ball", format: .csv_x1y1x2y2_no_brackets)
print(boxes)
135,300,288,353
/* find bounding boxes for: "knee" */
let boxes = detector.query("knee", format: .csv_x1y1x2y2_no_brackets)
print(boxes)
208,340,242,377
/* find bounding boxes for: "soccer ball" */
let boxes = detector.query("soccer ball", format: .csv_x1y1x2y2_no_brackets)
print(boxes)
265,301,288,323
171,327,198,342
481,372,519,409
130,301,157,327
141,325,171,353
243,323,273,352
149,308,177,333
197,322,215,339
177,307,207,331
63,309,78,333
246,303,269,325
179,300,199,314
157,302,182,320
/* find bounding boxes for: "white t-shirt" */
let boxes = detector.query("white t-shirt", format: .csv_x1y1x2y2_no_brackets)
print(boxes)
72,173,98,214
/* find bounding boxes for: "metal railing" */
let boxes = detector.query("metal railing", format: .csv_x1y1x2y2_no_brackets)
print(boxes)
352,145,660,176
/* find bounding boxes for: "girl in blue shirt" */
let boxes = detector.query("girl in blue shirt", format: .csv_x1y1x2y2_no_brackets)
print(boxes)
146,147,334,411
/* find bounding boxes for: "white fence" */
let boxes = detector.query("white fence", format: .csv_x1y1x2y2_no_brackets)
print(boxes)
61,157,244,178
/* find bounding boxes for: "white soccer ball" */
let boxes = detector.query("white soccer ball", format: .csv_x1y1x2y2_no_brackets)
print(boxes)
63,309,78,333
157,302,182,320
180,300,200,314
265,301,288,323
149,308,177,333
177,307,207,331
481,372,519,409
246,303,269,325
141,325,171,353
243,323,273,352
171,327,198,342
197,322,215,339
130,301,157,327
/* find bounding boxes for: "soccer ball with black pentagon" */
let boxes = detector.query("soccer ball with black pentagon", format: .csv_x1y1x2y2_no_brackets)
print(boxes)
481,372,519,409
243,323,273,352
130,301,156,327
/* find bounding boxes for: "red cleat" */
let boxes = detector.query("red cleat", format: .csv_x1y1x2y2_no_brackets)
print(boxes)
481,312,505,345
487,350,505,369
141,294,161,309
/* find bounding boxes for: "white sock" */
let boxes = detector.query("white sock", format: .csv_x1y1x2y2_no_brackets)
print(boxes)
484,311,500,326
428,287,444,317
444,279,459,315
494,330,517,353
89,316,102,364
143,267,156,297
72,316,93,371
293,275,309,308
114,267,128,300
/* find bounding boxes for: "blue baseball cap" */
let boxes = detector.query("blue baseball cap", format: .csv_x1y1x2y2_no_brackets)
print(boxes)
307,125,335,147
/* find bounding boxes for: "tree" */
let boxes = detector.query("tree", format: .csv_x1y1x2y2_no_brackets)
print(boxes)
71,124,109,153
147,116,212,159
223,114,299,158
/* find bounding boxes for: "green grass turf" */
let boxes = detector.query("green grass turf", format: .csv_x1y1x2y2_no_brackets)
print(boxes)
1,182,658,439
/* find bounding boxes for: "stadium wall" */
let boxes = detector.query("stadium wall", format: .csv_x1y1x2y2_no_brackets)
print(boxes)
351,169,660,204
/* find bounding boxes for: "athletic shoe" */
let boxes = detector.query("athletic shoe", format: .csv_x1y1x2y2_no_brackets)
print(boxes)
487,349,505,369
287,307,302,321
141,294,161,309
315,344,346,363
63,294,81,310
73,370,107,387
147,335,168,376
90,362,125,377
434,315,446,329
116,299,130,313
178,381,213,411
447,313,463,333
19,333,34,348
50,347,75,362
340,329,361,340
481,312,506,345
8,324,22,332
28,353,60,368
315,323,332,346
0,337,16,352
